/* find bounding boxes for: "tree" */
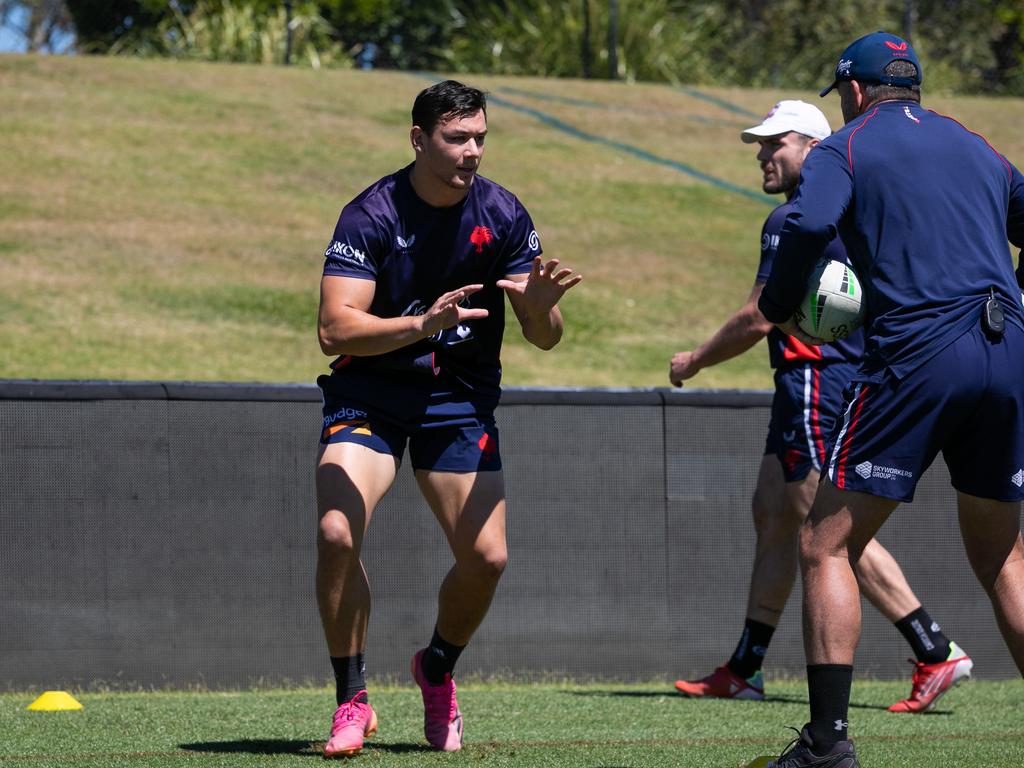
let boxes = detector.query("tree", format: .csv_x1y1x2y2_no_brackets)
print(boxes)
1,0,76,52
316,0,462,69
64,0,168,50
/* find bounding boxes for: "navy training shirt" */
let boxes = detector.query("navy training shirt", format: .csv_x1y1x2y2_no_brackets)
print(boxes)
760,100,1024,378
757,200,864,369
322,164,541,396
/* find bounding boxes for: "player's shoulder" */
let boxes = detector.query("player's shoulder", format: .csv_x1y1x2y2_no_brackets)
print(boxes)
337,168,409,237
762,200,793,234
923,108,1015,170
347,167,405,211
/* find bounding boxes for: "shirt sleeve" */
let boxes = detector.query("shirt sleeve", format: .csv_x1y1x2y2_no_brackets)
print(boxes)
502,197,543,276
755,206,788,285
322,203,384,280
759,142,853,323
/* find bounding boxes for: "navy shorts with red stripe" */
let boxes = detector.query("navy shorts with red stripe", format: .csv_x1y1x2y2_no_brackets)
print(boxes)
826,323,1024,502
766,362,858,483
317,371,502,473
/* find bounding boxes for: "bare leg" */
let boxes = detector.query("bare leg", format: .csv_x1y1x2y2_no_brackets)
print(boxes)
315,442,399,656
676,457,812,696
801,479,898,665
957,492,1024,673
407,469,504,753
417,469,508,645
853,538,921,623
754,461,922,627
746,456,816,624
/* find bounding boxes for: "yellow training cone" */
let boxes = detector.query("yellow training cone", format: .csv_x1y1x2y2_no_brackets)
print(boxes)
27,691,83,711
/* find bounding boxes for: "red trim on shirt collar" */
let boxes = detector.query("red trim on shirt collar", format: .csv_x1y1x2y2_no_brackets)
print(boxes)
846,107,880,175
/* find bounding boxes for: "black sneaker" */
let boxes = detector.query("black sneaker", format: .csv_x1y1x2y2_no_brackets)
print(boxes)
767,726,859,768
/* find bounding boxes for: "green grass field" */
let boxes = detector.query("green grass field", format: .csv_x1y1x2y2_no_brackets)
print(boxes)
3,54,1023,388
4,680,1023,766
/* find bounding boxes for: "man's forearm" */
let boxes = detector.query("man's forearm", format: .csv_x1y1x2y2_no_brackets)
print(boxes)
318,307,429,357
692,310,768,370
520,308,563,350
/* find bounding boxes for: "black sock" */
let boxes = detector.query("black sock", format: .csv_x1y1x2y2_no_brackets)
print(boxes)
726,619,775,679
330,653,366,705
894,607,950,664
421,626,466,685
806,664,852,750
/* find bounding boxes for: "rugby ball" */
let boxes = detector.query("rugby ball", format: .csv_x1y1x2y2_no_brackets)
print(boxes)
794,257,865,342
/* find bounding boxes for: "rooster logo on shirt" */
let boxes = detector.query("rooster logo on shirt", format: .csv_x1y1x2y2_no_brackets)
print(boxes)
470,226,493,253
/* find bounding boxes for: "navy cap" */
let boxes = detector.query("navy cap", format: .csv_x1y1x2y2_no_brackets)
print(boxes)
820,31,922,97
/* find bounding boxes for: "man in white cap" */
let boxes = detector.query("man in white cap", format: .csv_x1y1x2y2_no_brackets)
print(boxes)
669,100,969,711
756,29,1023,766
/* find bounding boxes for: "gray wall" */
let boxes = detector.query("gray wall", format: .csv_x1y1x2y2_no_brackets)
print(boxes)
0,381,1016,690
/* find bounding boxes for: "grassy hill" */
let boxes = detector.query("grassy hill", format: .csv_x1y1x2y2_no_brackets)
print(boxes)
2,55,1023,388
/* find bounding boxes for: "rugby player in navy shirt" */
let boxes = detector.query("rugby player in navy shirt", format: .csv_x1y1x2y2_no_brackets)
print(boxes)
757,32,1024,768
315,80,581,757
670,100,966,716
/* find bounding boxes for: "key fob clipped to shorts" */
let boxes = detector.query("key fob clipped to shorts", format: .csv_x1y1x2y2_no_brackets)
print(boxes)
983,287,1005,338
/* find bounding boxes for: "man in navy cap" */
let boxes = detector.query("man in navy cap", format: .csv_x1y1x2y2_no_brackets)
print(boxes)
669,99,968,716
756,31,1024,768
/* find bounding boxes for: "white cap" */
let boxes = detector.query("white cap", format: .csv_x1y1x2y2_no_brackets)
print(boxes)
740,100,832,143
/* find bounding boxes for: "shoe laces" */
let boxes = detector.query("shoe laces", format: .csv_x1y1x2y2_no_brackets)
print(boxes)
773,726,808,765
423,675,458,721
905,657,938,694
334,692,368,727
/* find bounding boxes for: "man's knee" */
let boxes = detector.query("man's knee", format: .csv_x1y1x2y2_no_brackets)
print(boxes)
459,545,508,584
798,516,830,569
752,487,804,540
318,510,360,559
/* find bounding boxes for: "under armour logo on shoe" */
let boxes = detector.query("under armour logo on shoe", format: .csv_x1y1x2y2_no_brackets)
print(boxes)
834,719,848,731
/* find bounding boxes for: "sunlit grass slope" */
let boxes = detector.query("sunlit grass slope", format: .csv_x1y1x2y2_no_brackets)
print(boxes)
3,55,1023,387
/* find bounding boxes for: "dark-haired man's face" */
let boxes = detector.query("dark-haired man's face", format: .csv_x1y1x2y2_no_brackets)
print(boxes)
411,110,487,196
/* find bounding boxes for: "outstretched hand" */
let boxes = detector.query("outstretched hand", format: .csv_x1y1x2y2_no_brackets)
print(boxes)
421,284,489,337
496,257,583,314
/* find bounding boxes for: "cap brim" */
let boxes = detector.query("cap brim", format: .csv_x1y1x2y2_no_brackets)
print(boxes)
819,80,837,97
740,125,788,144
